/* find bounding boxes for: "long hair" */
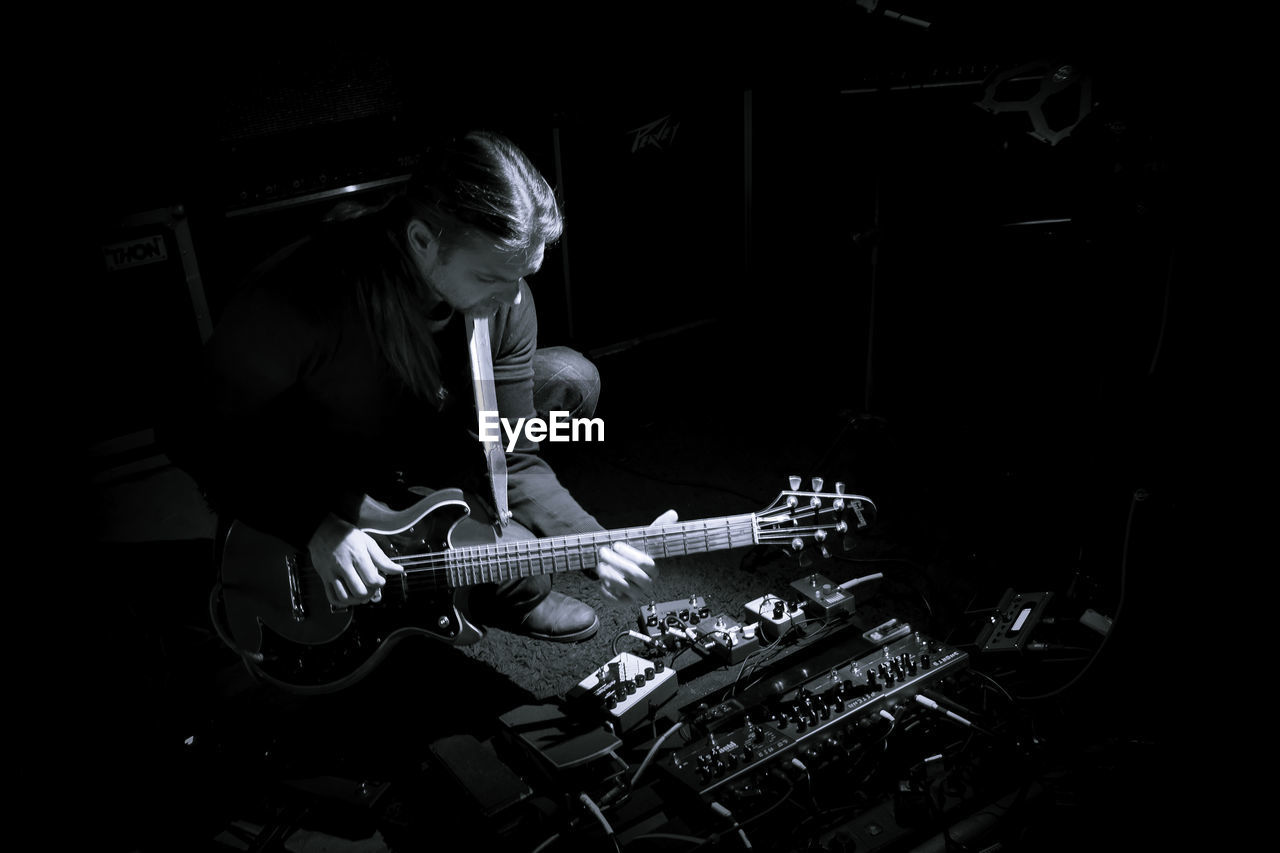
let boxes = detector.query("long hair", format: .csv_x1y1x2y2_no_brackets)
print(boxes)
337,131,564,403
406,130,564,257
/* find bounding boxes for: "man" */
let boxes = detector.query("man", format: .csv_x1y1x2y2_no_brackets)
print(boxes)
163,129,666,644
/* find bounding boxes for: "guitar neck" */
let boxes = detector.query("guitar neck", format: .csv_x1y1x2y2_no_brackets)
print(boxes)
434,514,759,586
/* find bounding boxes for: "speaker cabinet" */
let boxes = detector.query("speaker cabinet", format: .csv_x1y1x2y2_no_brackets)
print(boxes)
551,85,749,354
77,206,213,455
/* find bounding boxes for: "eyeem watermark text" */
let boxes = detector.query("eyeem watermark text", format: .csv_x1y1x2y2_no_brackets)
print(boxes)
479,411,604,452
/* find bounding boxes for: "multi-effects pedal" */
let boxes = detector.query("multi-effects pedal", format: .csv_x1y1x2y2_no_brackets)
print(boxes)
659,631,967,798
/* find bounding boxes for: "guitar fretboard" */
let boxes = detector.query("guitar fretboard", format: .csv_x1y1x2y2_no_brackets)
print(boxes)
433,515,758,586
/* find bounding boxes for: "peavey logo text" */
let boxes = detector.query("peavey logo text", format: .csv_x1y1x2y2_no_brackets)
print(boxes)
628,114,680,153
479,411,604,452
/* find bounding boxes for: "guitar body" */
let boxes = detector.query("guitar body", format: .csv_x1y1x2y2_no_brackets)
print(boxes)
220,488,525,693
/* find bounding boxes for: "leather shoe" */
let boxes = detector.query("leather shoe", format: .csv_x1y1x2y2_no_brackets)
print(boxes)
512,591,599,643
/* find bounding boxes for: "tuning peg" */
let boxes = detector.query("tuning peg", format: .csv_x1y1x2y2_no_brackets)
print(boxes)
814,529,827,542
791,537,805,551
789,475,801,490
811,477,824,492
834,481,846,509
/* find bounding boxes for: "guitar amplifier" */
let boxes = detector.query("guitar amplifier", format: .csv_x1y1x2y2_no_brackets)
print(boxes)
80,205,213,474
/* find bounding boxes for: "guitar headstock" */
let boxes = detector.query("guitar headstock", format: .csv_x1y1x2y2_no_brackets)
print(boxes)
755,476,877,564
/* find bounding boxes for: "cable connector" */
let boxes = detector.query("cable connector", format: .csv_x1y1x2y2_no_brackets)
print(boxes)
914,694,995,737
710,801,753,849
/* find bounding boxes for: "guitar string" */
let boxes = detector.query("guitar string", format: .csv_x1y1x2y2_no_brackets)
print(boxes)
289,522,843,597
381,498,872,573
290,520,761,595
286,494,875,597
391,517,760,569
304,521,758,592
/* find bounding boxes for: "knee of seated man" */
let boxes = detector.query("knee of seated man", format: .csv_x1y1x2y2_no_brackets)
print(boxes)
533,346,601,419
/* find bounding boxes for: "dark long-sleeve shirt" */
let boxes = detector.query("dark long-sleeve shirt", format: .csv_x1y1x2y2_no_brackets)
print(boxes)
161,233,603,551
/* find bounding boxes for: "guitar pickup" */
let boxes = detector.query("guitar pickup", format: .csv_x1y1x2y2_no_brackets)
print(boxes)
286,553,307,621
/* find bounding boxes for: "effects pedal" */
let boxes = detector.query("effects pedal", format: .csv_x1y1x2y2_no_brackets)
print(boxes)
975,589,1053,652
862,617,913,646
744,594,804,642
639,595,710,640
789,571,881,618
567,652,678,732
660,629,968,799
692,613,761,665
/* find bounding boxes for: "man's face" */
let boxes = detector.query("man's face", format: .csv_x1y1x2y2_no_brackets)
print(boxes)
421,232,544,318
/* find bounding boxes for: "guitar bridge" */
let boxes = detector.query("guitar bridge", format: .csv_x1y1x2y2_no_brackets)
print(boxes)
286,553,307,621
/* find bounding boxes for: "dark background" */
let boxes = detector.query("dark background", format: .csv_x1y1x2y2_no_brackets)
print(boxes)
55,3,1220,851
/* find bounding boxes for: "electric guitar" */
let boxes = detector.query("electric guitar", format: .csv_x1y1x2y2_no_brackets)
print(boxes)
218,480,876,693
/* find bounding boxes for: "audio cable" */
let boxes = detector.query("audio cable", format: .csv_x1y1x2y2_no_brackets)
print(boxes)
577,791,621,853
710,801,753,849
913,694,997,738
629,718,689,790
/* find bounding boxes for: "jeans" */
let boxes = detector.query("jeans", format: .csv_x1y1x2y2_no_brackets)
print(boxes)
468,346,600,624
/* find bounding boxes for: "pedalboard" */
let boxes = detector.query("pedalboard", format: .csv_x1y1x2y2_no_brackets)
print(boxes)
976,589,1053,652
567,652,679,732
638,596,760,664
659,631,968,798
